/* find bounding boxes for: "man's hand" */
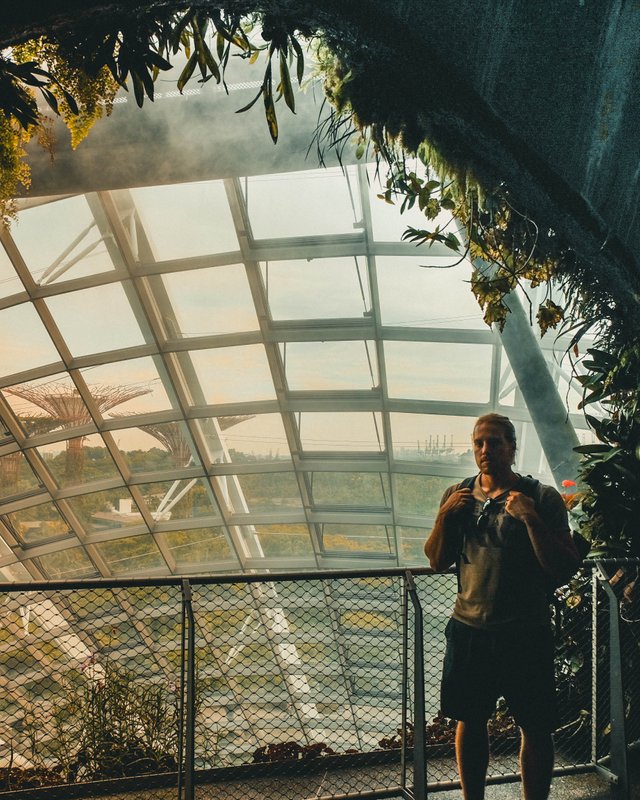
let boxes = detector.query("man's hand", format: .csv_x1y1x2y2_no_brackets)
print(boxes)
424,487,474,571
440,487,475,519
505,490,537,523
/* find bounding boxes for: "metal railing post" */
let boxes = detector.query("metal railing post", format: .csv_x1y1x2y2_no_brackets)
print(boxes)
595,562,630,800
405,570,427,800
181,579,196,800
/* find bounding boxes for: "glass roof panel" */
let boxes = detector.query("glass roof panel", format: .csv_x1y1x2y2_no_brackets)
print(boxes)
113,422,199,474
11,195,116,284
44,282,146,357
244,167,362,238
390,412,477,464
0,243,23,299
398,526,429,565
190,345,276,404
37,545,98,579
136,478,219,523
377,256,484,329
94,533,165,575
231,472,302,513
0,452,42,500
322,523,393,555
298,412,383,453
0,302,60,375
282,341,377,391
395,473,455,516
385,341,493,402
310,472,390,508
5,502,71,545
160,526,237,567
37,434,122,489
161,264,258,337
208,414,290,463
254,524,314,558
65,489,142,534
81,357,174,416
262,257,370,320
131,180,239,259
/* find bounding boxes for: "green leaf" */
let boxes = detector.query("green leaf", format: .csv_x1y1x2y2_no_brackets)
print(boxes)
177,52,197,92
291,37,305,83
279,51,295,112
131,71,145,107
573,444,612,454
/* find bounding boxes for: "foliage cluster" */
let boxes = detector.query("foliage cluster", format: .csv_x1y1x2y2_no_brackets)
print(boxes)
23,659,180,783
0,6,312,220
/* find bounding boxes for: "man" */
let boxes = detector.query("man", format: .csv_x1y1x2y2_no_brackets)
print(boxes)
424,413,580,800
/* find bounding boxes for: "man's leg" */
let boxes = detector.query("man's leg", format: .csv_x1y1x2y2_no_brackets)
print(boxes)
456,718,489,800
519,726,554,800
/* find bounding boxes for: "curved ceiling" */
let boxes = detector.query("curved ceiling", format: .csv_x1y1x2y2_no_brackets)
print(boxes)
0,66,590,581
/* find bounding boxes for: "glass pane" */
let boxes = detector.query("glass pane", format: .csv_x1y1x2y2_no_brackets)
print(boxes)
37,434,122,488
160,527,237,567
190,345,275,404
44,282,146,357
131,180,239,259
0,302,59,376
0,243,22,298
208,414,290,463
5,502,70,544
12,195,116,283
322,524,393,555
114,422,199,473
310,472,390,508
390,412,477,465
232,472,302,513
385,341,493,402
254,524,313,557
94,534,165,575
38,546,98,579
398,526,428,565
263,257,370,320
244,166,361,238
299,412,383,453
161,264,258,337
65,490,144,534
137,478,218,523
283,341,377,391
0,452,42,499
395,474,457,516
376,256,484,329
81,357,173,416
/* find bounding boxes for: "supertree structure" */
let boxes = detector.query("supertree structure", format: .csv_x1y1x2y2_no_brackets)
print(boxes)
110,415,255,468
5,383,151,480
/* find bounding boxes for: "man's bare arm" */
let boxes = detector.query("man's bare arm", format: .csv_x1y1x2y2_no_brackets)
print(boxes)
424,488,474,571
505,491,581,585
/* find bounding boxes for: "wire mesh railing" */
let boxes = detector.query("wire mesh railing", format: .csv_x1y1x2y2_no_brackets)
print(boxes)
0,563,636,799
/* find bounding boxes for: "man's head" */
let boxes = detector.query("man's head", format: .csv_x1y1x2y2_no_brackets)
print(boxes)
472,413,517,476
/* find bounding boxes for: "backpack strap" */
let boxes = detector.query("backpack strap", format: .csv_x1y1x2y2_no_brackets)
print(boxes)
455,476,476,592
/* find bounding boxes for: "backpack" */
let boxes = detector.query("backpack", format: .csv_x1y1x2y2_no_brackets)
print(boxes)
455,474,589,594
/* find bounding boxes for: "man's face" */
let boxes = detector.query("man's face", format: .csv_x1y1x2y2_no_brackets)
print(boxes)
472,421,515,475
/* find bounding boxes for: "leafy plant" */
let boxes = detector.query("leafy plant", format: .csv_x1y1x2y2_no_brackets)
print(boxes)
24,659,180,784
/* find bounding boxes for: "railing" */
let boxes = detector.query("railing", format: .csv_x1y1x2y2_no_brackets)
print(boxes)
0,562,636,800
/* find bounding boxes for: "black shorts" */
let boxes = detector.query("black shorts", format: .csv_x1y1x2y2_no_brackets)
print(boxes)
440,618,559,731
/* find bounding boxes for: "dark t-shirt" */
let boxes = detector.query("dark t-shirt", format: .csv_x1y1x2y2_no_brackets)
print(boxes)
440,475,570,629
